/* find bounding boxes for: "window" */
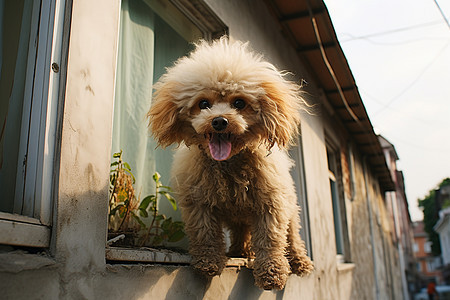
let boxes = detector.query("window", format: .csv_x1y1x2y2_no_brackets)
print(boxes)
346,144,356,201
112,0,200,208
424,241,432,254
108,0,227,251
0,0,64,247
426,257,442,272
290,135,312,258
413,242,419,253
327,142,350,262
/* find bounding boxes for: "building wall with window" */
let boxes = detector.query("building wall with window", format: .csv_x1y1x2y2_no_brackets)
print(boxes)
0,0,407,299
380,135,418,299
435,207,450,284
435,208,450,267
413,221,444,284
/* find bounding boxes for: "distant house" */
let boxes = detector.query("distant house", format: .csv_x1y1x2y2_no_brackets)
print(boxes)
380,135,418,299
434,186,450,284
0,0,414,299
413,221,443,284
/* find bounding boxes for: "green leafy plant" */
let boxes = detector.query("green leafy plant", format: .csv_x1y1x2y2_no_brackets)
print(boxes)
139,172,185,246
109,150,185,247
418,177,450,256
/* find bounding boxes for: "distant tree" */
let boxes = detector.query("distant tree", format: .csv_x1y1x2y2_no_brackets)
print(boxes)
418,178,450,256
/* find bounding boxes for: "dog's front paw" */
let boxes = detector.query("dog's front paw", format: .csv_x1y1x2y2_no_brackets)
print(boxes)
191,254,226,277
253,257,290,290
289,255,314,276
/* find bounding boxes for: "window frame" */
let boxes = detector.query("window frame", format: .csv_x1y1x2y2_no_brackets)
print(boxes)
290,135,313,259
347,143,356,201
326,139,351,263
327,143,344,255
169,0,228,39
0,0,66,247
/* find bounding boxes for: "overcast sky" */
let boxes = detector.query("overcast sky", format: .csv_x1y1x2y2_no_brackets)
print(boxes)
324,0,450,221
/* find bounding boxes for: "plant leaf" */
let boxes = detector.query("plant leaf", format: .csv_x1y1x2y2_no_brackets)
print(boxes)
168,230,185,242
109,204,123,216
160,185,173,192
159,191,177,210
139,195,155,210
139,208,148,218
117,190,127,202
172,221,184,229
161,217,172,231
131,213,146,228
152,235,163,246
123,162,132,171
155,214,165,221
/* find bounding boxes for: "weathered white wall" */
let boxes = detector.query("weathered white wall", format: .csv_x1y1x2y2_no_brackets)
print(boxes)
52,0,120,273
0,0,405,299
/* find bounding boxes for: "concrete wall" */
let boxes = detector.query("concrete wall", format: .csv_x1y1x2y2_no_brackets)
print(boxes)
0,0,405,299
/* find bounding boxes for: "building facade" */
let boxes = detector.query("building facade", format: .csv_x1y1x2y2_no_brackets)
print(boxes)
435,199,450,283
380,136,417,299
413,221,443,285
0,0,411,299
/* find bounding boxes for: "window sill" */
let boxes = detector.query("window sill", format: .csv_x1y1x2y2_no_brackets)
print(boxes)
0,212,50,247
105,247,254,268
0,250,56,273
337,262,355,273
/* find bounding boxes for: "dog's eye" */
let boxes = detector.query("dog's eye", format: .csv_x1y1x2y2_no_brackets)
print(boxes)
198,99,211,109
233,98,246,110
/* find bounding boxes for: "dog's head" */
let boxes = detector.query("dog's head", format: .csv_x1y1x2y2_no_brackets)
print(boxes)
148,38,307,161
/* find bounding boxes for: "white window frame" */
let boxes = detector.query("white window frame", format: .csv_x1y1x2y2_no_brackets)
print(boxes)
326,138,351,263
290,135,313,259
0,0,66,247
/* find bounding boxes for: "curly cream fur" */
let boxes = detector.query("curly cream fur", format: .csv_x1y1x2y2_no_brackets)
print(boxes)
148,38,313,290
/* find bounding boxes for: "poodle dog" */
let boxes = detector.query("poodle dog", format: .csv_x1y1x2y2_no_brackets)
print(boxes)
148,38,313,290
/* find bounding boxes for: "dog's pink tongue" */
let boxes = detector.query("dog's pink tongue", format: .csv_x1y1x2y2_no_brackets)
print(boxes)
209,134,232,161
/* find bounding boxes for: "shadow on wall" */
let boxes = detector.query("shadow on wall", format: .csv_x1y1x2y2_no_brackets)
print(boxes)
92,265,285,300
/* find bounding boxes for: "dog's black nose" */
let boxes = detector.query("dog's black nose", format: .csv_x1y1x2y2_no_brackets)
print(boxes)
212,117,228,131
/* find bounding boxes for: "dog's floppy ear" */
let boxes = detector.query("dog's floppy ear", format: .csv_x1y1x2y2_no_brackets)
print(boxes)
147,82,185,147
259,81,302,149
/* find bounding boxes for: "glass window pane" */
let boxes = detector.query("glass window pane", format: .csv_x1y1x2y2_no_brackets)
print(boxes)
289,137,312,258
110,0,198,243
327,145,345,256
330,178,344,254
0,0,34,213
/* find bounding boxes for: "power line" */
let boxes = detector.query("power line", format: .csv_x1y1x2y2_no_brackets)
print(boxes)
360,89,448,128
432,0,450,31
372,41,450,116
375,127,450,154
339,20,443,43
340,34,449,46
